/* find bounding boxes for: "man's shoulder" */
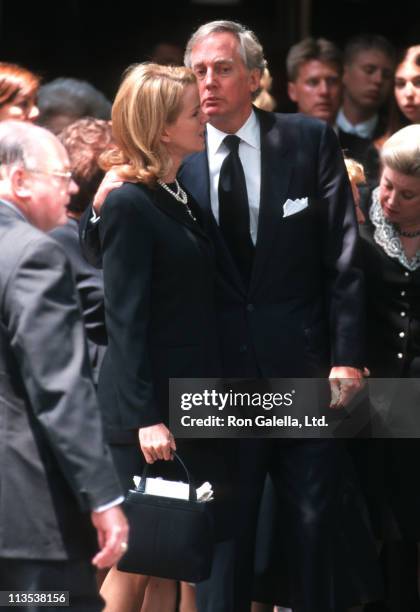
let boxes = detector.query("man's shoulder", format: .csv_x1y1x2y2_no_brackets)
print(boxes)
1,219,67,275
257,108,327,133
0,213,42,270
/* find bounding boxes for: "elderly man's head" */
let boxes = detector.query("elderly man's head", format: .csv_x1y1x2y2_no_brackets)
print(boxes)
0,120,78,230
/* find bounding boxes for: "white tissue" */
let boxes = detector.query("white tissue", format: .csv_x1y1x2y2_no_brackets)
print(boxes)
132,476,214,502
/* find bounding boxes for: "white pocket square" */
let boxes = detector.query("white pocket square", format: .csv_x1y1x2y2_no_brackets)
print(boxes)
283,197,309,218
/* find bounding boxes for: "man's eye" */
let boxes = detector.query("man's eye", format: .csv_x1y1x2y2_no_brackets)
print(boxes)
194,69,206,78
362,66,375,75
395,80,406,89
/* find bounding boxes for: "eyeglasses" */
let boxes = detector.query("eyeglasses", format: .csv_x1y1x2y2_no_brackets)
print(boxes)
26,168,73,186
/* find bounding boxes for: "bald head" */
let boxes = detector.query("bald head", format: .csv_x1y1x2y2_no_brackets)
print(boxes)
0,120,67,169
0,120,77,231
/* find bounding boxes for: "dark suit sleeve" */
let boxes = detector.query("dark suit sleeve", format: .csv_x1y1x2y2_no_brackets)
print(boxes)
79,204,103,268
100,187,161,428
51,223,107,346
4,236,122,511
317,123,365,367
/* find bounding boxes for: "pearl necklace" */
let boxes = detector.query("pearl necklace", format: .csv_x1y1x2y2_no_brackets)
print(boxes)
157,178,197,221
394,224,420,238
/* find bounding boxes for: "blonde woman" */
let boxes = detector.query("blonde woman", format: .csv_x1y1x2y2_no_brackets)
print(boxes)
360,125,420,610
94,63,222,611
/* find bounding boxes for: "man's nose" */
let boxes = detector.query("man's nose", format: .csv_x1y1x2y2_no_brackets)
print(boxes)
204,68,216,87
318,80,329,95
371,70,383,85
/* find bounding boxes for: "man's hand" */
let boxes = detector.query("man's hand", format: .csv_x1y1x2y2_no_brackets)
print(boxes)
328,366,369,409
91,505,129,569
139,423,176,464
93,168,125,214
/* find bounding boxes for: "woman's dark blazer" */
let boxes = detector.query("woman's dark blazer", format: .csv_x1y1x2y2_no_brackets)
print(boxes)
97,181,220,443
360,219,420,378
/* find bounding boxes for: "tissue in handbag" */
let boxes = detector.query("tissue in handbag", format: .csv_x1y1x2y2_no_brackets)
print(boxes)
133,476,214,501
118,487,214,581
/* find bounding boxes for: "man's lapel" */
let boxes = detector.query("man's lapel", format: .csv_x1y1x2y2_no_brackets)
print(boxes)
250,109,294,292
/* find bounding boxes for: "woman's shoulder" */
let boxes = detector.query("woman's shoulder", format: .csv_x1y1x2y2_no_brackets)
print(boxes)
103,181,158,215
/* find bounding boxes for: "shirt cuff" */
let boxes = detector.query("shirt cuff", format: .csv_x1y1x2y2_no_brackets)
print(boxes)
93,495,124,513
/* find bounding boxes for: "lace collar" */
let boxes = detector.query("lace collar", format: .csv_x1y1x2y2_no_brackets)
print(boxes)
369,187,420,271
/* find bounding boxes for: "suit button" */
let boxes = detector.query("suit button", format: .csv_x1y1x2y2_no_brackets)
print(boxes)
246,304,255,312
397,353,404,359
401,311,406,317
401,290,406,297
239,344,248,353
404,271,410,277
399,331,405,338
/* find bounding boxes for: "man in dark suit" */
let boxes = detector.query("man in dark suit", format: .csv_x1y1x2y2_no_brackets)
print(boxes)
80,21,377,612
337,35,396,185
0,120,128,611
180,21,370,612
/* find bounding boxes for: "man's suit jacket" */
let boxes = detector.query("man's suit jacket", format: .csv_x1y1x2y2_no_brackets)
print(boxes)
179,108,365,379
0,204,122,560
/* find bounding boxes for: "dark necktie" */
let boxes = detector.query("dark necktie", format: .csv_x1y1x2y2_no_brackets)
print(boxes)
218,135,254,285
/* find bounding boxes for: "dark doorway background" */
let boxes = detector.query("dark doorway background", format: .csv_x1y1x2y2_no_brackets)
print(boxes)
1,0,419,111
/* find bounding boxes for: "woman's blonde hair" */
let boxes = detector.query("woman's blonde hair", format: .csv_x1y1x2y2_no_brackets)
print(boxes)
101,63,196,185
381,124,420,178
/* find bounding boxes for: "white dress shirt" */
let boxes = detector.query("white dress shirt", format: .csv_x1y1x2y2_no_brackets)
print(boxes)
336,108,378,140
206,110,261,245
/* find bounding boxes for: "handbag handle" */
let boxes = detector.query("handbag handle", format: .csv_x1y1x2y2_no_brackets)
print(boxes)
137,452,197,502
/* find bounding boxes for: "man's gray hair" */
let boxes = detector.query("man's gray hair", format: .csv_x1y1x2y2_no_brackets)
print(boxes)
184,20,266,75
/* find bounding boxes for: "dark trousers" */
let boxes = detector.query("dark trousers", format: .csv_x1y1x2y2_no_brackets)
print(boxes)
197,438,345,612
0,558,103,612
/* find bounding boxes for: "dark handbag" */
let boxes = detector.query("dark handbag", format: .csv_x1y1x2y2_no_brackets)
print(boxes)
117,453,214,582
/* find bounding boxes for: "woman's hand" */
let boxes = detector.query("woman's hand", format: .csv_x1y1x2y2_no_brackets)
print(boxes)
93,168,125,214
139,423,176,464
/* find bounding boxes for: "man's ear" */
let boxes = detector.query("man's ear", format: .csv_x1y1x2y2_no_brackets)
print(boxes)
287,81,297,103
10,166,32,199
249,68,262,94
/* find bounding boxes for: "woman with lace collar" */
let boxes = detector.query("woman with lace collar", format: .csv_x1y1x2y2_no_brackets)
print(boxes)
358,124,420,611
361,124,420,376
